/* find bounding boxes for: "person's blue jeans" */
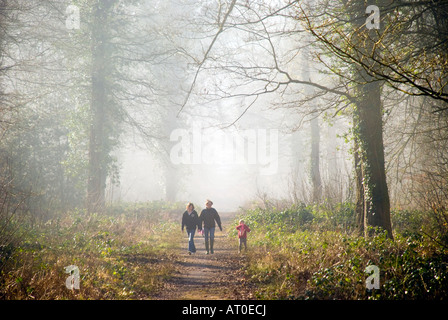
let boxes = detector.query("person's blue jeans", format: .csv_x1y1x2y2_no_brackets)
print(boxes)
204,227,215,253
187,229,196,253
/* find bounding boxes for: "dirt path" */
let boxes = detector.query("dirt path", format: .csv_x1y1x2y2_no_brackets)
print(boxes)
155,212,254,300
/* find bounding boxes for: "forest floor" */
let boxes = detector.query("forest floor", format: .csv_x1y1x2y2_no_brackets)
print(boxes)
154,212,255,300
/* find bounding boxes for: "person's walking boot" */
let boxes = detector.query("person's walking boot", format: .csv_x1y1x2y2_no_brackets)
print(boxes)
205,240,209,254
210,238,214,254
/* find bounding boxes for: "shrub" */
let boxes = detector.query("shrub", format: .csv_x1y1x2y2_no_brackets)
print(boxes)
235,202,448,300
391,209,426,235
311,202,356,232
237,203,314,233
0,201,180,299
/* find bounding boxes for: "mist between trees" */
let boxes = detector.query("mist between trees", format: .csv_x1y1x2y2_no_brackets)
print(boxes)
0,0,448,300
169,124,279,175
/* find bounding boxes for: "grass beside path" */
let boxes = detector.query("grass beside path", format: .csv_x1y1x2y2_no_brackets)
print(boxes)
0,204,255,300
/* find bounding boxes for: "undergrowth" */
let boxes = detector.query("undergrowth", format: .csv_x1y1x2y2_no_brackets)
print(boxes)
0,201,185,299
231,203,448,300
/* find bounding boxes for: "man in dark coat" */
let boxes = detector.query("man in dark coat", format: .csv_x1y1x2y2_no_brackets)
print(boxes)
199,199,222,254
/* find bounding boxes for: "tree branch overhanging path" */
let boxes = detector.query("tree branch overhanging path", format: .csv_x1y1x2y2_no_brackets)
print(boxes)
176,0,355,121
177,0,237,117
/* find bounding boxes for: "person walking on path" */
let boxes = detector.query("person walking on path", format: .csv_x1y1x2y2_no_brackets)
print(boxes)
236,219,251,253
199,200,222,254
182,203,201,255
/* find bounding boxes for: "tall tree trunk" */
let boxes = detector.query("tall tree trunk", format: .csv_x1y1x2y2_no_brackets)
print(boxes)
302,37,322,203
350,0,393,238
310,116,322,202
290,130,304,203
87,1,115,213
165,165,178,202
354,133,365,236
163,102,181,203
353,78,393,238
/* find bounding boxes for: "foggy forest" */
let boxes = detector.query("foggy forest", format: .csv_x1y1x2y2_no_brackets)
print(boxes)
1,0,448,302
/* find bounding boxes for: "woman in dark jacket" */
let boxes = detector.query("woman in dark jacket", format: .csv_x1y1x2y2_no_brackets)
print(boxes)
181,202,201,255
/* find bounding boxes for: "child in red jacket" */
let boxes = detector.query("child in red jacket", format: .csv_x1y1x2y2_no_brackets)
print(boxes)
236,219,251,253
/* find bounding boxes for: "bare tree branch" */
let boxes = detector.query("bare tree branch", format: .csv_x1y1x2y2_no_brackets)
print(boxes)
177,0,237,117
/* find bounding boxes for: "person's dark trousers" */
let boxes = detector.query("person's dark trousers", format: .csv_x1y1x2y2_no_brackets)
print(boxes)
204,227,215,254
239,238,247,253
187,229,196,253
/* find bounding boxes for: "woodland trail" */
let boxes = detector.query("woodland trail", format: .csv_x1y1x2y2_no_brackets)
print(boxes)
155,212,254,300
